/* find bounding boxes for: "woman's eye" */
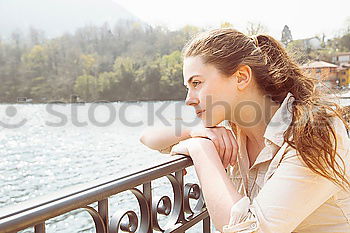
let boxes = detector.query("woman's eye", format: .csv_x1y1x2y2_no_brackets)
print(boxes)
192,81,201,87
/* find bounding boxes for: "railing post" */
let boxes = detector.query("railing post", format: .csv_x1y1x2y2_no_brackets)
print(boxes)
175,170,186,224
203,217,211,233
34,222,45,233
143,182,152,233
98,199,109,233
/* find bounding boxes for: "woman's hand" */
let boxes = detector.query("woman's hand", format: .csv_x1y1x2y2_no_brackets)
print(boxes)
170,140,190,156
170,140,191,175
189,125,238,168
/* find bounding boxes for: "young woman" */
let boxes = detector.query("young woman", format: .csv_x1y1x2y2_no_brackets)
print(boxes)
140,28,350,232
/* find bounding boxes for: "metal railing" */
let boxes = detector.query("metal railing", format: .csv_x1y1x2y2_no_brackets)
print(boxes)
0,156,211,233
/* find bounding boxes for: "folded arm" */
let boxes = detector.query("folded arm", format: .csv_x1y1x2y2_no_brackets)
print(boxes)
139,125,191,152
186,138,244,231
140,121,238,170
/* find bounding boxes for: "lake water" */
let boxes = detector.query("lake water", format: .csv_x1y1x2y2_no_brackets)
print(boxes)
1,97,350,232
0,101,207,232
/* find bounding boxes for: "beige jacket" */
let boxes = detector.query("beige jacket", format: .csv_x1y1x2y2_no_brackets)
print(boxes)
220,93,350,233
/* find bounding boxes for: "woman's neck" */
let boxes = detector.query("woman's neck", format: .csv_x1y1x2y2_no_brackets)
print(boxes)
233,95,281,149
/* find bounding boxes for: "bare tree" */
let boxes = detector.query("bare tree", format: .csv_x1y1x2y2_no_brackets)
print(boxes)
345,17,350,34
246,21,268,35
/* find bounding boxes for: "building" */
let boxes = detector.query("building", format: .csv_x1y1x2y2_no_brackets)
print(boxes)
303,37,322,50
338,64,350,87
332,52,350,65
302,60,338,88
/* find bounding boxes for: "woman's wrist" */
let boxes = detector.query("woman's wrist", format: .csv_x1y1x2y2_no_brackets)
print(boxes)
187,138,215,156
188,125,202,138
181,127,192,139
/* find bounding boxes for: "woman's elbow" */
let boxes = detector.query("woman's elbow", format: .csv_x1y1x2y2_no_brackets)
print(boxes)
139,130,157,150
139,134,146,145
139,131,149,146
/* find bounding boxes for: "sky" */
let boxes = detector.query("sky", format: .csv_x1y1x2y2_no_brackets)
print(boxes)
114,0,350,40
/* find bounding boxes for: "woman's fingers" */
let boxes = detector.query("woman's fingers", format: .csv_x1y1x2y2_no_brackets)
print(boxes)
191,127,220,154
170,142,190,156
205,128,226,166
189,125,238,167
220,129,232,168
226,129,238,166
206,131,224,161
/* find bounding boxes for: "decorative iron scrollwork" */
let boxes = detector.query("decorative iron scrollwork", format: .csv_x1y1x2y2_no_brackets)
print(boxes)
109,188,150,233
154,174,184,231
152,195,172,231
184,183,205,216
82,206,107,233
110,210,138,233
77,175,205,233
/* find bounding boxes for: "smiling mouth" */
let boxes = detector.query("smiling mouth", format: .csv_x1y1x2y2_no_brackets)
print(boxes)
196,110,205,117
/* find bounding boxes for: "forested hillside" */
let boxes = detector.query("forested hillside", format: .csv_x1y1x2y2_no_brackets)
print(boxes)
0,20,202,102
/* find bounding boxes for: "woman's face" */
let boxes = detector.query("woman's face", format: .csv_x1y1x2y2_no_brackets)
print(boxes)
183,56,237,127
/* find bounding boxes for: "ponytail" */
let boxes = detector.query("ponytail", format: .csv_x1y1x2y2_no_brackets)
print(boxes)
255,34,350,190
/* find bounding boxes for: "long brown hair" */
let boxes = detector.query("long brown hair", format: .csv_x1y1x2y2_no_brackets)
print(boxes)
182,28,350,191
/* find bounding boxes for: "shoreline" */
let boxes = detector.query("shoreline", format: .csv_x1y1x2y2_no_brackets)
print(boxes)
1,88,350,104
0,98,186,105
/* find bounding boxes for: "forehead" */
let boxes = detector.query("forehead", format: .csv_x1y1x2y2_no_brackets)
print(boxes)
183,56,208,84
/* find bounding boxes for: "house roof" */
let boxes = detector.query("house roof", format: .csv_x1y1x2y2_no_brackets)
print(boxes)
338,63,350,69
302,60,338,68
334,52,350,56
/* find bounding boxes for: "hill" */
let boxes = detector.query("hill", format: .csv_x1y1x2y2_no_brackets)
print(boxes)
0,0,139,38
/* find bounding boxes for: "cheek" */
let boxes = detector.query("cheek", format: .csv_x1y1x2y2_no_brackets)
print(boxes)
199,85,217,99
198,82,233,105
207,86,232,103
196,88,216,107
208,88,234,115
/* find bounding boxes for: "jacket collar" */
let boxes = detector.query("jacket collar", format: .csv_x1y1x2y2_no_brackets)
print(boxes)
263,92,295,147
236,92,295,170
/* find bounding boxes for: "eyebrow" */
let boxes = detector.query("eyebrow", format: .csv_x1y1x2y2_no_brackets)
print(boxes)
184,75,202,87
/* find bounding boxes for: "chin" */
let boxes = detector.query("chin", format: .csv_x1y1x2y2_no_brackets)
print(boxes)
202,122,214,127
201,119,221,128
201,111,224,127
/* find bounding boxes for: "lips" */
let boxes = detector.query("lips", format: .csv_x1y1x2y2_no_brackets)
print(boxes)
196,110,205,117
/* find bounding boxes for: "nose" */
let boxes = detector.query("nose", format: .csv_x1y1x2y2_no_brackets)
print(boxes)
185,90,199,106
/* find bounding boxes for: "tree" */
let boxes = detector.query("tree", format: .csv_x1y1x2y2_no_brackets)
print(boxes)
97,71,119,100
142,64,162,100
79,54,97,75
338,34,350,51
220,22,234,29
344,17,350,34
29,27,46,47
74,75,98,101
246,21,268,35
112,57,137,100
23,45,48,77
158,51,185,99
281,25,293,47
30,77,51,99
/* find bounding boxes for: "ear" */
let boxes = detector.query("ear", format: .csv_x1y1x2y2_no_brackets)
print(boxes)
234,65,253,91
